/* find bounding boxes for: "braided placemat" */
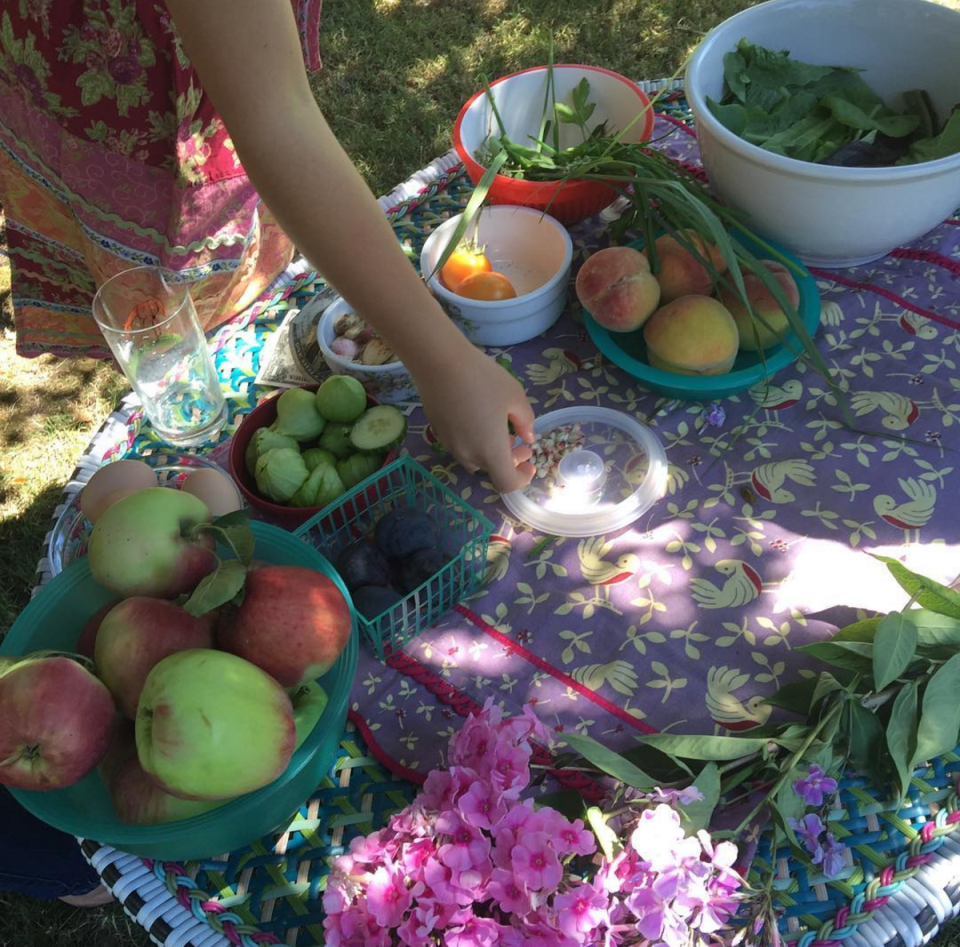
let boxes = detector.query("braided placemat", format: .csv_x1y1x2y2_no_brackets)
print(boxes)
47,81,960,947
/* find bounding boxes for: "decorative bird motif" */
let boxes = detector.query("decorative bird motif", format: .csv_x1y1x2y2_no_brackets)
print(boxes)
706,666,772,731
873,477,936,543
577,537,642,608
484,534,512,583
690,560,763,609
850,390,919,430
524,348,583,386
898,312,938,340
751,459,816,504
749,379,803,412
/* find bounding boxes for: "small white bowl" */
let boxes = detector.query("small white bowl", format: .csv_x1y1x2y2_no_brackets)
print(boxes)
420,205,573,346
317,296,418,404
685,0,960,268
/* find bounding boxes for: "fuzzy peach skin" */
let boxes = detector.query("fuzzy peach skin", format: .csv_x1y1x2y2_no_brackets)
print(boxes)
575,246,661,333
645,230,728,303
718,260,801,352
643,295,740,376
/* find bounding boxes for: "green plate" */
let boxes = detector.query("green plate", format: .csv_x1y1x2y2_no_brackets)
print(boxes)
584,231,821,401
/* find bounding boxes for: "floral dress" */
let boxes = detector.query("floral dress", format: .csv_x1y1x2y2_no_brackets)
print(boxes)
0,0,324,357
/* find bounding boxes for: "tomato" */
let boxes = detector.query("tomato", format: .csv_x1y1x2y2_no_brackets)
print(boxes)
440,246,491,291
454,271,518,301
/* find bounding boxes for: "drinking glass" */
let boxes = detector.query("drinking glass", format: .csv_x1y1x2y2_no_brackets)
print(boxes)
93,266,227,446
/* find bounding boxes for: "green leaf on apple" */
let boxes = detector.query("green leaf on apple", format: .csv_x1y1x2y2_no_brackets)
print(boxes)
183,560,248,617
193,514,255,565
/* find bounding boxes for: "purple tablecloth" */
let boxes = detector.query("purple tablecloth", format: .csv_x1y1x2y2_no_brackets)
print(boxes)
343,117,960,787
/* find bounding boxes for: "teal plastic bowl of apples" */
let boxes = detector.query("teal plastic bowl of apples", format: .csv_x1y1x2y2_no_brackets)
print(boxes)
0,516,358,861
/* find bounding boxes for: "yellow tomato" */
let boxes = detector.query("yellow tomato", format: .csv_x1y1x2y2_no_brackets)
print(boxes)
440,247,492,291
454,271,518,301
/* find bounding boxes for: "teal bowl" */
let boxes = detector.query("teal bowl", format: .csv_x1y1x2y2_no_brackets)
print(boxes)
584,231,821,401
0,521,358,861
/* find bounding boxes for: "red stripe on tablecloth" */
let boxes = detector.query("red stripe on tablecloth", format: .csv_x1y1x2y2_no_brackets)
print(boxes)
807,268,960,330
356,651,609,801
347,708,426,785
455,604,658,735
658,110,698,138
890,247,960,277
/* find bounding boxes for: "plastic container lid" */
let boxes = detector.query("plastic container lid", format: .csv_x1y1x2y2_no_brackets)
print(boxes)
502,406,668,538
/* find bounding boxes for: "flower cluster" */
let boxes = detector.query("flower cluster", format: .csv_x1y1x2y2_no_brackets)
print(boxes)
324,701,742,947
789,766,845,878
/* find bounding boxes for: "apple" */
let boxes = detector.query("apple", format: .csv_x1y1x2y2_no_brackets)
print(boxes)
99,719,137,789
108,754,229,825
0,656,116,791
218,566,352,688
76,599,119,659
0,656,19,678
290,681,329,750
95,598,216,719
87,488,217,599
136,649,295,800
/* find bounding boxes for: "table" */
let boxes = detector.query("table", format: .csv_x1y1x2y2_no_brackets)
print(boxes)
37,83,960,947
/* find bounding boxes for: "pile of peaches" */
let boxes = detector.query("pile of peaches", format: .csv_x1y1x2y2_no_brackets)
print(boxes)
575,231,799,375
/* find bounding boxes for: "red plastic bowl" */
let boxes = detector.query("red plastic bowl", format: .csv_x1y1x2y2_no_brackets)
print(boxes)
229,387,396,530
453,65,655,225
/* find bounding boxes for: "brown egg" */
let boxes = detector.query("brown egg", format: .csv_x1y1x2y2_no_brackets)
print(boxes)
80,460,158,523
180,468,243,518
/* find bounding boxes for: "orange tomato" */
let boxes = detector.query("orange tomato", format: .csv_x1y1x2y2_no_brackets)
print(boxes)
440,247,492,291
455,271,518,301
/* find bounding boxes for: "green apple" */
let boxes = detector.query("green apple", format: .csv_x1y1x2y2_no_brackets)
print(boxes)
136,649,295,800
290,681,329,750
88,488,217,599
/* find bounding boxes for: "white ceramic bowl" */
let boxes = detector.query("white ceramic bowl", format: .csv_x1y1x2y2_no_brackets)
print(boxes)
685,0,960,267
420,205,574,346
317,296,417,404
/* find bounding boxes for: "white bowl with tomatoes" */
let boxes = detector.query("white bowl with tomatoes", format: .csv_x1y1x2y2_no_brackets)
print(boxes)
420,205,574,346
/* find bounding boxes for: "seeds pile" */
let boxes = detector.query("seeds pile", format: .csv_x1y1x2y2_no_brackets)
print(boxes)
530,423,585,480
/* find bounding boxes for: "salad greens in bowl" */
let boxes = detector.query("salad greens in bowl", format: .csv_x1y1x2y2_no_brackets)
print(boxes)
685,0,960,267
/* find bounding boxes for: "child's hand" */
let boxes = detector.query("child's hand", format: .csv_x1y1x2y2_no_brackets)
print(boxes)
415,346,536,493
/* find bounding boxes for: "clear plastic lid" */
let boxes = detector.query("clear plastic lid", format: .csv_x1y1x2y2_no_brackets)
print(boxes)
502,406,668,538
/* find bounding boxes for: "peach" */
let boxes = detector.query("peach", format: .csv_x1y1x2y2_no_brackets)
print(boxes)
718,260,801,352
575,246,661,333
645,230,728,303
643,295,740,376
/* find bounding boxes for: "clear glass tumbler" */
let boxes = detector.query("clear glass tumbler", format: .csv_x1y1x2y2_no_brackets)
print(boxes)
93,266,227,446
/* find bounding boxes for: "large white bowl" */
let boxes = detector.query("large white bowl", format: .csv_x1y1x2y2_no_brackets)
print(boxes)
685,0,960,267
420,205,573,346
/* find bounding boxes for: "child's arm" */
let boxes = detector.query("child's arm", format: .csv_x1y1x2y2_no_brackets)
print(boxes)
165,0,535,491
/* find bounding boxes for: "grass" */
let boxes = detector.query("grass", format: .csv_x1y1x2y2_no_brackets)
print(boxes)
2,0,960,944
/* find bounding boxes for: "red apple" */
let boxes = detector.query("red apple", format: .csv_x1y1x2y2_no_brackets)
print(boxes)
0,656,116,791
76,600,119,659
108,754,228,825
99,719,137,789
217,566,352,687
95,598,216,719
87,488,217,599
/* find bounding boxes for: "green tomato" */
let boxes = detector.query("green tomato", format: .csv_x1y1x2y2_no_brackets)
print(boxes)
290,461,345,508
336,452,385,490
255,448,309,503
245,427,299,475
315,376,368,424
273,388,326,441
302,447,338,472
317,423,355,460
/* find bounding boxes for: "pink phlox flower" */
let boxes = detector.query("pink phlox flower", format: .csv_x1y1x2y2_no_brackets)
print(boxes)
457,778,507,830
390,802,434,839
490,737,532,799
629,805,698,872
487,867,534,917
347,829,390,867
436,811,492,871
491,798,535,869
449,701,502,770
650,785,705,806
397,899,441,947
555,817,597,858
511,830,563,892
526,806,571,837
423,858,475,908
365,863,412,929
553,879,611,939
443,914,507,947
400,837,437,876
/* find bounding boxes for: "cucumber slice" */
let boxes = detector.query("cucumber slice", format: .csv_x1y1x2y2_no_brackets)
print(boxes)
349,405,407,452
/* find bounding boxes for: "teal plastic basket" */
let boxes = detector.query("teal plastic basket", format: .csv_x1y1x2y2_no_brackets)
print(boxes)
0,521,358,861
295,456,494,660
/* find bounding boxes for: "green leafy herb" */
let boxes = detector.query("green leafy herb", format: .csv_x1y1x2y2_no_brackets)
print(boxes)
183,559,248,617
912,654,960,765
886,681,919,801
872,613,918,691
563,730,656,790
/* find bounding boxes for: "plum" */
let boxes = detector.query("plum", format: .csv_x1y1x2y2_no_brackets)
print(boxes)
352,585,403,621
335,541,391,591
394,546,449,594
374,506,440,559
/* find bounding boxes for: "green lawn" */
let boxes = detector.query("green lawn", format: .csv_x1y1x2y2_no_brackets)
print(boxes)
3,1,960,945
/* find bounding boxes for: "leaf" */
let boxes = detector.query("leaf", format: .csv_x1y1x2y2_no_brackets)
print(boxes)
562,731,655,790
199,517,255,565
640,734,771,762
534,790,587,823
797,640,873,672
682,762,720,834
844,700,885,772
886,681,919,800
832,616,882,643
183,560,247,617
773,769,806,831
872,613,918,691
907,608,960,651
763,678,818,716
872,556,960,619
586,806,619,861
898,109,960,165
913,654,960,765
